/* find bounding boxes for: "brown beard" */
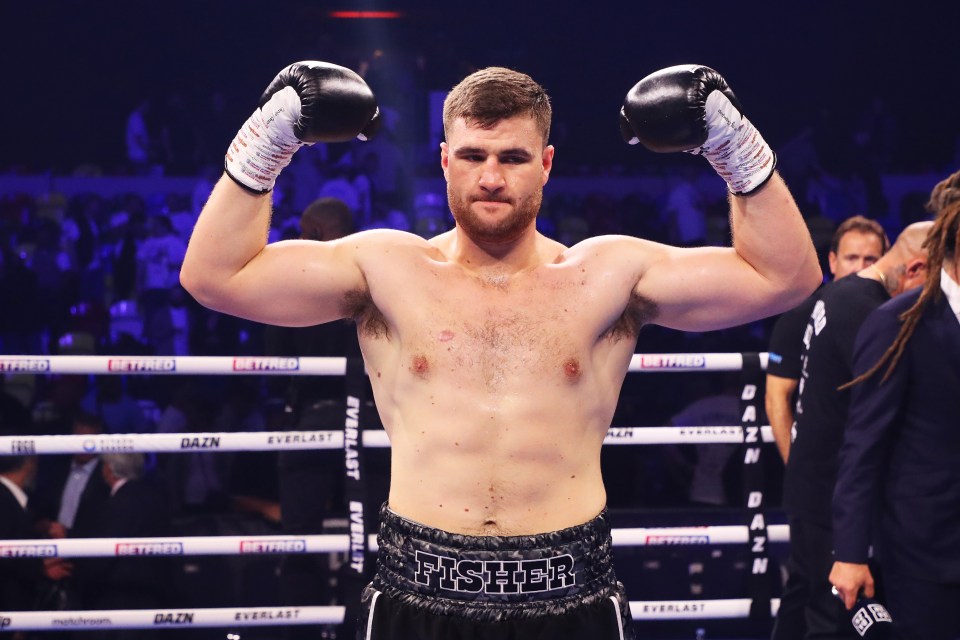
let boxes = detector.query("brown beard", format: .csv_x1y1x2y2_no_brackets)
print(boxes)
447,184,542,244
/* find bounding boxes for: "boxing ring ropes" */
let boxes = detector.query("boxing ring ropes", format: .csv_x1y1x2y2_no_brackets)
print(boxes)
0,353,784,633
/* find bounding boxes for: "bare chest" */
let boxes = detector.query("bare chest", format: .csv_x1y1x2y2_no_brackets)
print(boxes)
400,273,594,389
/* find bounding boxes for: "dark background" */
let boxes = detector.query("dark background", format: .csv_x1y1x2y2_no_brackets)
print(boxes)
2,0,958,174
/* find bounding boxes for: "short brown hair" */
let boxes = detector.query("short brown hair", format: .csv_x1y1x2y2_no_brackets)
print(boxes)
830,215,889,254
300,197,354,241
443,67,552,145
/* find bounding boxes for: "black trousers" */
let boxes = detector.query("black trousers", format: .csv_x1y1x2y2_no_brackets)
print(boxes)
771,516,860,640
884,570,960,640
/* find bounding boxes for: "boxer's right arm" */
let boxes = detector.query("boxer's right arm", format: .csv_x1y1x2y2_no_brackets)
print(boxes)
181,62,379,327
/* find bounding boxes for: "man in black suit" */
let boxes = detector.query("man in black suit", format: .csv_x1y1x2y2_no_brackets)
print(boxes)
772,221,932,640
831,170,960,640
34,412,111,540
73,452,171,639
0,443,73,618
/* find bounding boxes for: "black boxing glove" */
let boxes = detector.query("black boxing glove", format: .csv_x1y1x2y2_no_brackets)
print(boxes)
225,61,380,194
619,64,775,195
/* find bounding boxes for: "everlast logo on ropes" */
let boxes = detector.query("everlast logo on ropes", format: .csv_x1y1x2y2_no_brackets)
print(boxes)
107,358,176,372
679,426,740,438
232,357,299,371
0,358,49,372
267,432,334,446
640,602,705,614
414,551,576,594
344,396,361,481
180,436,220,449
645,535,710,545
154,612,193,625
234,608,301,621
349,501,365,573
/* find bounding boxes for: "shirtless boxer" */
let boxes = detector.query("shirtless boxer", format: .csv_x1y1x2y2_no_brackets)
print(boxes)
180,61,821,639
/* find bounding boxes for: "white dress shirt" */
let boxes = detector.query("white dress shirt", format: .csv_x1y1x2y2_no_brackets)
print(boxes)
942,268,960,323
0,475,29,510
58,457,99,528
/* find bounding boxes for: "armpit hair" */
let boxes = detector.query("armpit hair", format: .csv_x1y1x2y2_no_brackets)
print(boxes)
341,288,389,339
600,291,658,342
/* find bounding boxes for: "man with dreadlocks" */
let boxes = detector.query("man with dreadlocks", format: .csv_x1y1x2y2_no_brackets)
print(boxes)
830,171,960,640
773,220,932,640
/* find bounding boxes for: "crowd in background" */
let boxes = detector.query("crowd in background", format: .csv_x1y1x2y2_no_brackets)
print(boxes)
1,44,957,636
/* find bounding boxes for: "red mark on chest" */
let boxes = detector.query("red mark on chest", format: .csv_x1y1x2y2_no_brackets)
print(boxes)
410,355,429,377
438,330,455,342
563,358,581,380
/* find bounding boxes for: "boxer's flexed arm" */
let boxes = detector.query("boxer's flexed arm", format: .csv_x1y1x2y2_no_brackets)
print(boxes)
619,65,821,331
181,62,380,326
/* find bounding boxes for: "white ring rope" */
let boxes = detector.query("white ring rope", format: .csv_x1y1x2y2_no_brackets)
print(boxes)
0,598,783,630
0,352,777,630
0,353,767,375
0,426,774,456
0,524,789,559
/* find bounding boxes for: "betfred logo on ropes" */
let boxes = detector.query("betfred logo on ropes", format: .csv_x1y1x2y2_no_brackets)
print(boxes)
116,542,184,556
0,544,57,557
232,357,299,371
638,355,706,369
0,358,49,372
107,358,176,372
239,539,307,554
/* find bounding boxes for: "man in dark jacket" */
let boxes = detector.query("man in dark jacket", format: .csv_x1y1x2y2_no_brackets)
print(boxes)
831,170,960,640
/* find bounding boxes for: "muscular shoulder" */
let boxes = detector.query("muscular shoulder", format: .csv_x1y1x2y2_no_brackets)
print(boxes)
563,235,661,337
563,234,664,268
345,228,435,256
338,229,436,338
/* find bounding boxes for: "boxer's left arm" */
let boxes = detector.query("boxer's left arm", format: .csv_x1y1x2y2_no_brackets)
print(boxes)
619,66,821,331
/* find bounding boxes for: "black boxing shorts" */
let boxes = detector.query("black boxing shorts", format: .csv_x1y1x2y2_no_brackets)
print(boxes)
357,503,633,640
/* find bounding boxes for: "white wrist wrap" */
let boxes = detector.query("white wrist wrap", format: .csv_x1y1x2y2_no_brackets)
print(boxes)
224,86,306,193
687,90,776,195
